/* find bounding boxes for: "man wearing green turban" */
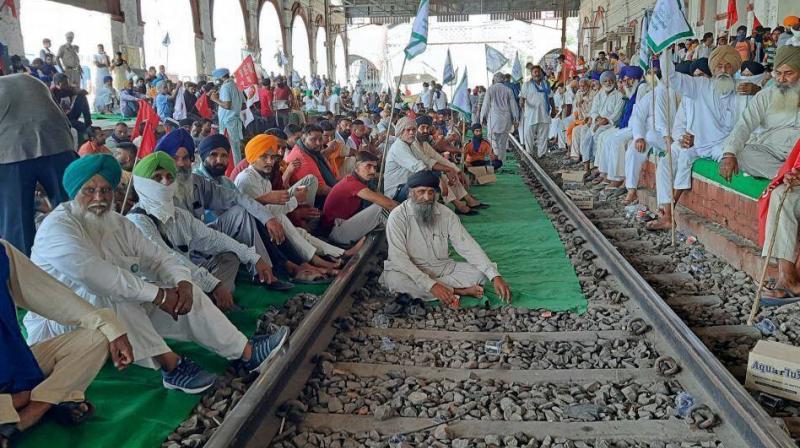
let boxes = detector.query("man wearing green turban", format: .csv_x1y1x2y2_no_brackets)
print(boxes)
26,154,290,395
716,45,800,306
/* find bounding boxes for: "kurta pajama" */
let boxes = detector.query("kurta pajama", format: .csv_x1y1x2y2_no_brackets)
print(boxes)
480,83,519,161
579,88,625,164
380,201,500,301
520,79,551,157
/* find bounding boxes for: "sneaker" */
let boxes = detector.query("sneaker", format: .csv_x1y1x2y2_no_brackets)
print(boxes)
162,357,217,394
236,326,290,373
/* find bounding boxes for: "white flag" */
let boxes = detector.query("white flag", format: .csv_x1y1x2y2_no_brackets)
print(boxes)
449,68,470,119
512,52,523,82
647,0,693,53
638,11,653,71
358,62,367,82
291,70,301,87
443,49,456,85
485,45,509,73
404,0,429,60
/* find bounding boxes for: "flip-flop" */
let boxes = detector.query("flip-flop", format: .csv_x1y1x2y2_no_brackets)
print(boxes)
47,401,95,426
471,203,491,209
0,423,20,445
760,289,800,307
455,208,480,216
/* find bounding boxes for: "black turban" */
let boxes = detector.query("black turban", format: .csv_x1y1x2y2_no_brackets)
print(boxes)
415,115,433,127
741,60,765,75
689,58,712,77
406,170,440,191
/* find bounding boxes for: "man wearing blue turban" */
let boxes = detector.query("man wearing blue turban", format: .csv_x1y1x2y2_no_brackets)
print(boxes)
208,68,245,164
26,155,290,395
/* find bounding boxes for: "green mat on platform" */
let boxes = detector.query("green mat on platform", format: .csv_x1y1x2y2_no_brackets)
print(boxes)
16,282,326,448
91,113,135,123
692,158,770,200
455,156,587,313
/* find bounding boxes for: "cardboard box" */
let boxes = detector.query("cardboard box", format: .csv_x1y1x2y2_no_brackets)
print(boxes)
466,165,497,185
745,340,800,403
566,190,594,210
560,171,586,183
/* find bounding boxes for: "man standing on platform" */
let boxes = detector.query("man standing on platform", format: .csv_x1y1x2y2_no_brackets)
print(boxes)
380,170,511,308
56,32,81,87
209,68,245,164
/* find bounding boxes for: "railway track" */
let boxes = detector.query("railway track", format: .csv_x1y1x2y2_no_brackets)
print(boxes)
200,137,795,448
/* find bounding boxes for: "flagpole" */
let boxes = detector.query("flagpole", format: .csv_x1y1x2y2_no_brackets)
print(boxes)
377,56,408,192
664,48,676,247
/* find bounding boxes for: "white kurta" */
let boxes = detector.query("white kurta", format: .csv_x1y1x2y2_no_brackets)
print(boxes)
380,200,500,301
579,88,625,163
480,82,519,161
624,83,677,189
26,202,247,368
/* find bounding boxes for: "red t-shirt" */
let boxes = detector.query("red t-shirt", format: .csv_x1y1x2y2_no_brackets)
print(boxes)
258,87,274,117
321,175,368,232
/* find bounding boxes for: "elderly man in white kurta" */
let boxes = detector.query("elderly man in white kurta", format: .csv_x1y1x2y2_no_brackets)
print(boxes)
579,71,626,175
480,72,519,162
520,65,554,157
26,155,289,395
645,47,742,230
380,171,512,307
622,79,677,205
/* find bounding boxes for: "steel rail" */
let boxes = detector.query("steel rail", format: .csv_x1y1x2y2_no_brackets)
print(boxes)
510,137,794,448
204,233,384,448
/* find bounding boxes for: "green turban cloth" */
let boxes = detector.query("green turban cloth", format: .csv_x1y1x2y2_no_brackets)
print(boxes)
133,152,177,179
774,45,800,72
63,154,122,199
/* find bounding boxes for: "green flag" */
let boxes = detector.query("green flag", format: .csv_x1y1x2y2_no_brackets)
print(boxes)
404,0,429,60
449,68,470,119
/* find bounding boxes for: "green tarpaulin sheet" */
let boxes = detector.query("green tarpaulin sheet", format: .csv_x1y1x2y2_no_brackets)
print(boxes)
17,282,326,448
455,156,587,313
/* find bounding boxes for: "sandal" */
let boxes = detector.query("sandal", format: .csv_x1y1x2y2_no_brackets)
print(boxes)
291,271,332,285
406,299,427,320
454,208,479,216
0,423,20,447
47,400,95,426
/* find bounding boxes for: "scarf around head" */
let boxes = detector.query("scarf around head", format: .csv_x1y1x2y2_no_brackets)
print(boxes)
133,175,177,223
297,140,338,187
530,77,552,113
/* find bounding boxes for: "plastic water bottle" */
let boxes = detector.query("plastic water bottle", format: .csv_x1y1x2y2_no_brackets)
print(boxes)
485,340,502,355
674,392,695,417
380,336,396,352
755,318,776,336
372,313,390,329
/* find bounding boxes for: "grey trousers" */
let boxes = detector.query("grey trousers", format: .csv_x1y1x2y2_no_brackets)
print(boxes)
209,205,271,269
737,143,787,179
763,184,800,262
329,204,387,245
489,132,510,162
199,252,240,293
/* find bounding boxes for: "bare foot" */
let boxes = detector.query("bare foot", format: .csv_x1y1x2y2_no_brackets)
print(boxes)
344,237,366,257
645,218,672,231
622,190,638,205
312,255,340,269
455,285,484,298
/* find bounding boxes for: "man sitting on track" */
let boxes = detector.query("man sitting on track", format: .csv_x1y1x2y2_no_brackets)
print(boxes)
380,170,512,308
1,239,132,445
322,151,397,245
462,123,503,171
24,154,290,395
128,152,273,311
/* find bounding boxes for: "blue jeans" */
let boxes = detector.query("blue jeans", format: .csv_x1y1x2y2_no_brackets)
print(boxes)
0,151,78,255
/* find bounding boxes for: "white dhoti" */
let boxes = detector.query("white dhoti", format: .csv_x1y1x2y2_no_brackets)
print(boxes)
571,124,590,160
763,184,800,262
524,122,550,157
26,285,248,370
601,128,633,181
581,124,614,166
379,261,488,302
329,204,387,245
674,143,724,190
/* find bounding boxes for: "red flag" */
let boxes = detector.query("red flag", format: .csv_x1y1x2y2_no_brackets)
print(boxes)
758,138,800,245
234,55,260,91
222,129,234,178
131,99,159,158
561,48,577,84
1,0,17,18
753,15,761,31
195,92,212,119
726,0,738,29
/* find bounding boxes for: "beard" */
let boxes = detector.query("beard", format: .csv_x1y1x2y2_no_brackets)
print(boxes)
79,201,115,245
415,132,431,143
713,74,735,96
411,199,436,228
205,163,227,178
624,84,637,97
772,81,800,114
603,85,615,93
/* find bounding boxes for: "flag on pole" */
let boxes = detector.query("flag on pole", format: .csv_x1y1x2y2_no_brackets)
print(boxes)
131,100,159,158
449,68,470,119
358,62,367,82
404,0,429,60
485,45,509,73
638,11,653,71
443,49,456,85
511,52,523,82
726,0,738,29
646,0,693,53
275,50,288,67
291,70,301,87
162,32,171,47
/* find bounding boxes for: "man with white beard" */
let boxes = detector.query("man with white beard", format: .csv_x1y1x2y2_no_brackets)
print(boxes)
646,47,742,230
519,65,555,157
621,66,678,205
591,65,646,193
579,71,626,177
26,155,289,395
379,170,512,308
716,46,800,304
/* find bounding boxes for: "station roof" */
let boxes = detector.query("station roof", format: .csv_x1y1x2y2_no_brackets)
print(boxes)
338,0,581,20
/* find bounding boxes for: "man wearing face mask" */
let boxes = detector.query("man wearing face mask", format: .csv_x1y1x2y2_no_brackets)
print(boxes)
380,170,512,308
463,123,502,171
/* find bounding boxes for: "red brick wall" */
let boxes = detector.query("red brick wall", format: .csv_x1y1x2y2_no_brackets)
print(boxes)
640,161,759,243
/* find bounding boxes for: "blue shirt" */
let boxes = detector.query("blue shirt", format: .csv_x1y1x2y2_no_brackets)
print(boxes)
155,93,172,121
